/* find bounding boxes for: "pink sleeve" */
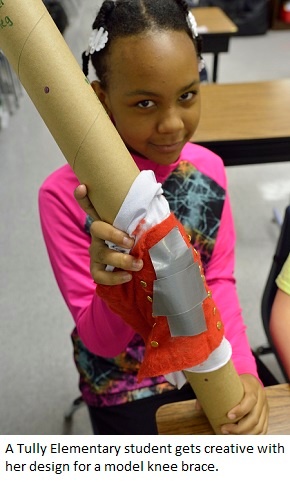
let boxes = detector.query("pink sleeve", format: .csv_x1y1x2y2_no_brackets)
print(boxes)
205,184,259,379
38,180,135,357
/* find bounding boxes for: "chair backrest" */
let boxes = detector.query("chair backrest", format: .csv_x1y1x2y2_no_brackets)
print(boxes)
261,205,290,380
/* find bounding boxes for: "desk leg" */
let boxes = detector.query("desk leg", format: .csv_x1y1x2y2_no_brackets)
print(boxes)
212,54,218,83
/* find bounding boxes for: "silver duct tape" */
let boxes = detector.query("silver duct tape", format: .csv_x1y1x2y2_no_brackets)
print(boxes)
149,227,190,277
167,303,206,337
161,248,195,278
149,227,207,337
152,262,207,315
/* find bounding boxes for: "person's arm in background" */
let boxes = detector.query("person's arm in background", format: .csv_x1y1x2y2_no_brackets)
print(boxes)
269,254,290,380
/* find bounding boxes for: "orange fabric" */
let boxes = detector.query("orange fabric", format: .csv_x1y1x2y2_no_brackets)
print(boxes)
97,213,224,380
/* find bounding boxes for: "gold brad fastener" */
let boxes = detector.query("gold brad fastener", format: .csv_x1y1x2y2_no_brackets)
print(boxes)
216,321,222,330
201,275,205,281
207,290,212,298
147,295,153,302
151,340,159,348
140,280,147,288
187,234,192,242
213,307,217,315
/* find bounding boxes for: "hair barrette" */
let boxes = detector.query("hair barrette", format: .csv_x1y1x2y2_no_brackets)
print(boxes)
186,11,198,39
85,26,109,55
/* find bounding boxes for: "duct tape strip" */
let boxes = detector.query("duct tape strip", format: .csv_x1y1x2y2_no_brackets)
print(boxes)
149,227,207,337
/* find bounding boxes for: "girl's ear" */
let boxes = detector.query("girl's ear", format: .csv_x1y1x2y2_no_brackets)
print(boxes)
91,80,111,115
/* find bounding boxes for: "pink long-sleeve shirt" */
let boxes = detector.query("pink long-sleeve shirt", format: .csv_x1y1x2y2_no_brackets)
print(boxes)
39,142,258,406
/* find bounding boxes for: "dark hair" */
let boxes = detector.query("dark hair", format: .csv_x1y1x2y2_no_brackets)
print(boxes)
82,0,202,88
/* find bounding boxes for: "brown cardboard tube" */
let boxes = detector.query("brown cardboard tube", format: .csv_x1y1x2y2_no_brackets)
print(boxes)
0,0,139,224
184,360,244,434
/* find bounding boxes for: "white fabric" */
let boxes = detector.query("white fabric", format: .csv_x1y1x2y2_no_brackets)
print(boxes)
113,170,170,235
187,337,232,373
106,170,169,270
164,338,232,388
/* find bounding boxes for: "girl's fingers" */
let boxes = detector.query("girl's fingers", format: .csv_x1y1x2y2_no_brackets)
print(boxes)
91,264,133,286
74,184,100,221
221,401,268,435
90,245,143,274
221,374,269,435
86,214,143,286
90,220,135,250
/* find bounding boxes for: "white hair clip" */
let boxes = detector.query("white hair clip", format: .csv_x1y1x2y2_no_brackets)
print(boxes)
186,11,198,39
187,11,205,73
85,26,109,55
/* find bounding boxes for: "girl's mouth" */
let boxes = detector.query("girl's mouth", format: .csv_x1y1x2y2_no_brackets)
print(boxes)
151,141,183,153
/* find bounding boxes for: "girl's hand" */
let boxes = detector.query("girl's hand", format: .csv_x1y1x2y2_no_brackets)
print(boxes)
74,184,143,286
220,374,269,434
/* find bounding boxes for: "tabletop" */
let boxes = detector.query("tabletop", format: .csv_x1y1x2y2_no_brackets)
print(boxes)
156,383,290,435
193,7,238,34
193,79,290,143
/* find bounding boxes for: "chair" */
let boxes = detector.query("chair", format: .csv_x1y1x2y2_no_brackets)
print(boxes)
255,205,290,382
64,395,85,421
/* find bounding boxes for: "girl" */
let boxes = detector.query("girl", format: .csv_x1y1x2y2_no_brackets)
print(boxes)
39,0,268,434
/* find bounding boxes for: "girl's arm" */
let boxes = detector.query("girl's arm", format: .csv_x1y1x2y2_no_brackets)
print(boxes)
38,180,136,357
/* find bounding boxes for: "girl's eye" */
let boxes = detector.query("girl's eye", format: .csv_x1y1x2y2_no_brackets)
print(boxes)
179,92,195,102
137,100,155,109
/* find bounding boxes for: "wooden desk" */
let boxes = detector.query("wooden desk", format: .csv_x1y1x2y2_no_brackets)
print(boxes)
156,383,290,435
192,79,290,166
193,7,238,82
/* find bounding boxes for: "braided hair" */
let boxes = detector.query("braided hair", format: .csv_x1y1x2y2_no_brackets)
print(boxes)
82,0,202,88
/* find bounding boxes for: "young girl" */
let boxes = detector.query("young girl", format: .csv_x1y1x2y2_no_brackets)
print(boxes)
39,0,268,434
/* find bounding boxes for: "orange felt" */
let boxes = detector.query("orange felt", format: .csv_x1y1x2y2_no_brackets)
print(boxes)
96,213,224,380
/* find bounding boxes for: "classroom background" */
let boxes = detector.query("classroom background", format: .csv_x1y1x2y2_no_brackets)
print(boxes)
1,0,290,435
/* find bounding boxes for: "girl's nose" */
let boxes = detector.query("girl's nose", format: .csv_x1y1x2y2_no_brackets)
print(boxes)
156,108,184,134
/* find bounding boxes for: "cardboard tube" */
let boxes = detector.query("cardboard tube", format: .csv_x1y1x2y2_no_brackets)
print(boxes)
0,0,139,224
184,360,244,434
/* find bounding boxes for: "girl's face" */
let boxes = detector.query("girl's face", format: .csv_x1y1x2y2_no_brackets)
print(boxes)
94,29,201,165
